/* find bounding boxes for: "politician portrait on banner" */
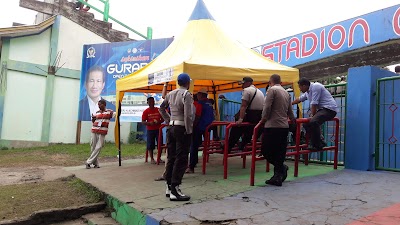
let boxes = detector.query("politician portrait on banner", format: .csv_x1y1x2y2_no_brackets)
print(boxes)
78,38,173,122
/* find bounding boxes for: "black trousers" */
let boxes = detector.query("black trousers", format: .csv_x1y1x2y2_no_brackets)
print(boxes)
261,128,289,175
211,126,219,140
166,126,192,186
228,125,255,150
189,128,204,169
303,108,337,147
228,110,262,150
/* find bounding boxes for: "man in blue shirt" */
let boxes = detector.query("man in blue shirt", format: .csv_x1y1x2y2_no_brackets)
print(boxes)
186,88,214,173
292,78,337,150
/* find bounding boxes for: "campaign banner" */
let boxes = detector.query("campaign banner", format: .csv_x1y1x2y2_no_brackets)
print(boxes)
252,4,400,67
78,38,173,122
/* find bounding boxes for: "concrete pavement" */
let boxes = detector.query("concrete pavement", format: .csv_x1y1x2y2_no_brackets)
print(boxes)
66,156,400,225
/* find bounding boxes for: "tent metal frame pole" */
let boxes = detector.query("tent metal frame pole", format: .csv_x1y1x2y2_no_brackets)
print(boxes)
118,100,122,166
212,85,218,117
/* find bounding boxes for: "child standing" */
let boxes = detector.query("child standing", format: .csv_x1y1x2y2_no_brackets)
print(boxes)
142,97,164,164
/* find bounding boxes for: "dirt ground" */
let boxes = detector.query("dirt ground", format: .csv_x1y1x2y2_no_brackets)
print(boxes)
0,157,139,186
0,144,143,223
0,166,74,186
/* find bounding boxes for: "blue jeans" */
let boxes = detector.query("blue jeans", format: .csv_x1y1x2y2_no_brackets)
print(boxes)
146,130,159,151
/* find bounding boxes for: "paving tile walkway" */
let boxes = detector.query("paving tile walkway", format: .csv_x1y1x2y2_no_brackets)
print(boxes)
66,156,400,225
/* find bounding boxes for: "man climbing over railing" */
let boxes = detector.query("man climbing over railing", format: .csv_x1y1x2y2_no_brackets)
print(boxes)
228,77,264,152
292,78,337,151
260,74,296,186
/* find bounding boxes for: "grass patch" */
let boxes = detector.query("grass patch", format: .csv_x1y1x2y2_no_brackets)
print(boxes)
68,178,103,203
0,143,146,167
0,177,102,221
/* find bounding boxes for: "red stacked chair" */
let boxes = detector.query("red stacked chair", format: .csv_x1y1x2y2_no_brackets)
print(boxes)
250,117,340,186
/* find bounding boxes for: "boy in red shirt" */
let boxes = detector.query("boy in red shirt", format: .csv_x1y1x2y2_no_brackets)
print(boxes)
142,97,164,164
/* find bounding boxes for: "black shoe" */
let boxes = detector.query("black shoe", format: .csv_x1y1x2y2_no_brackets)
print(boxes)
85,163,91,169
265,174,277,183
170,185,190,201
308,144,321,151
282,165,289,182
308,146,320,151
309,141,327,151
165,183,171,198
93,164,100,168
265,176,283,186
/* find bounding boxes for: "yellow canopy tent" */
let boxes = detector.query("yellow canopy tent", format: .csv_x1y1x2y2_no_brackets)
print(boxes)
115,0,300,151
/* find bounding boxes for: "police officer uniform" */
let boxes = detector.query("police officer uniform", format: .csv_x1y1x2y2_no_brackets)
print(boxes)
159,73,193,201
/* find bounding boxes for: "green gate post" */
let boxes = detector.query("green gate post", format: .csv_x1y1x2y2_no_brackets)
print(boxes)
103,0,110,22
147,27,153,40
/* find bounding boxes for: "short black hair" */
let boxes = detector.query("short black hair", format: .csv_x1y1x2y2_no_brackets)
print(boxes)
270,74,281,84
298,78,311,86
147,97,154,102
85,65,105,84
395,66,400,73
242,76,253,83
98,99,106,105
208,98,215,105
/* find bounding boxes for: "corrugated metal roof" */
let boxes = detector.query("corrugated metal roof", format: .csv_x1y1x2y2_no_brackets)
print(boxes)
0,15,56,39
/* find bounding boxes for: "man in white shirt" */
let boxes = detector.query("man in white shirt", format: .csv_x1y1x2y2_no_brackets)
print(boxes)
292,78,337,151
228,77,264,152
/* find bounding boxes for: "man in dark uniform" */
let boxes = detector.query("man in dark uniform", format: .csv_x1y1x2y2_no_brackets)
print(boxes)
261,74,295,186
159,73,193,201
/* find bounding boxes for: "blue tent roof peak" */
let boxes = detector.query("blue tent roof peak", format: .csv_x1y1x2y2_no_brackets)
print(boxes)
188,0,215,21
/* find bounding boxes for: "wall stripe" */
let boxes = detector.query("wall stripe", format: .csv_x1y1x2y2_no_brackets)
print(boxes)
7,59,80,79
7,60,47,76
41,16,61,142
0,39,10,139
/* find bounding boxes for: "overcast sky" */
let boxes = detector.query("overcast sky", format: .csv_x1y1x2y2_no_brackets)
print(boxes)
2,0,400,46
1,0,399,69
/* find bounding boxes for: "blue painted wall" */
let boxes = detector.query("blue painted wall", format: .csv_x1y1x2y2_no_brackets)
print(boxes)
345,66,397,170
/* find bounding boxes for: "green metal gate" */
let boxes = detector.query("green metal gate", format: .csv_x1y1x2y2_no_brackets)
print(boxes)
294,83,347,166
375,76,400,171
218,83,347,166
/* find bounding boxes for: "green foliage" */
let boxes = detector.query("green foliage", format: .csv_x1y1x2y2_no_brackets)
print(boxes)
128,131,144,144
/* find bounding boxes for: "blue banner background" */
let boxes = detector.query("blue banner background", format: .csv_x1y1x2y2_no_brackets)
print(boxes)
78,38,173,122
